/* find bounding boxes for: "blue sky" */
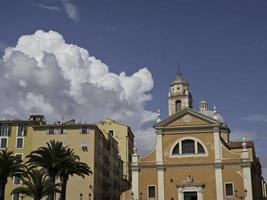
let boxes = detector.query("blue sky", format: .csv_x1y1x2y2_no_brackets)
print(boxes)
0,0,267,178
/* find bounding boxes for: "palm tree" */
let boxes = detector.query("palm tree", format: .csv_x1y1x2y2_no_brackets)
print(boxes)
11,169,60,200
59,148,92,200
26,140,69,200
0,149,24,200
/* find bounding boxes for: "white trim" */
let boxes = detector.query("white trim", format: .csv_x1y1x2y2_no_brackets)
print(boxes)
169,137,208,158
224,182,235,197
157,169,165,200
213,128,222,161
177,185,204,200
156,134,164,199
215,167,223,200
147,185,156,199
242,166,253,200
156,134,163,163
131,166,139,199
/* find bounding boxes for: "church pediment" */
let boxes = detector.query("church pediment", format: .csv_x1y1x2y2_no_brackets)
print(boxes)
154,108,220,128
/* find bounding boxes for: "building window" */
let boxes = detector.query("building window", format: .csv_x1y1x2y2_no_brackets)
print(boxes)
81,127,88,134
59,128,64,134
176,100,182,112
16,138,23,148
81,140,88,151
173,143,179,154
48,128,54,135
13,176,21,184
17,124,26,136
0,138,7,148
171,138,206,156
12,193,19,200
197,142,205,154
13,154,23,185
225,183,234,197
147,185,156,199
182,139,195,154
109,130,114,136
0,124,9,136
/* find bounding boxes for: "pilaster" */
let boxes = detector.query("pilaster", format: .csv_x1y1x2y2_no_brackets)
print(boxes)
241,139,253,200
131,149,139,200
156,131,165,199
213,126,223,200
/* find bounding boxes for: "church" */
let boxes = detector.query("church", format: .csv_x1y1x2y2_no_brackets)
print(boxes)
131,72,267,200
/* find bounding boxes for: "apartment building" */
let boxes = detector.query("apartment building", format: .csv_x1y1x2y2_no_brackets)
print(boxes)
98,118,134,191
0,115,125,200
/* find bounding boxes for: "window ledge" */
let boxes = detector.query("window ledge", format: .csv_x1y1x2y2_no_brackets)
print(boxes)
170,154,208,158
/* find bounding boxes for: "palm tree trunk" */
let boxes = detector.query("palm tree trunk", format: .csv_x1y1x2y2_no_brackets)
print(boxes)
59,176,68,200
0,182,6,200
48,176,56,200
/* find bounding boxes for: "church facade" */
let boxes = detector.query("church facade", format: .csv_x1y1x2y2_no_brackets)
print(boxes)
131,72,266,200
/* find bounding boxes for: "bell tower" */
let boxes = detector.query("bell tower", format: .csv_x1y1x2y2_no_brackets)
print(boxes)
168,70,193,116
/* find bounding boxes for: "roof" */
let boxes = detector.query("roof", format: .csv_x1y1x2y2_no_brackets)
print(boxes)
170,71,188,86
228,141,254,149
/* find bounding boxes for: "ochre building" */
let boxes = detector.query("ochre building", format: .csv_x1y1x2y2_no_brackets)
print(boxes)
131,72,267,200
0,115,133,200
98,118,134,192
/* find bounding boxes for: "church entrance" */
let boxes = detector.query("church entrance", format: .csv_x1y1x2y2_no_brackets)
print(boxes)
184,191,198,200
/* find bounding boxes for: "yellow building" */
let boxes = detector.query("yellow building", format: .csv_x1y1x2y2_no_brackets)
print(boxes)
98,118,134,191
0,115,128,200
131,71,267,200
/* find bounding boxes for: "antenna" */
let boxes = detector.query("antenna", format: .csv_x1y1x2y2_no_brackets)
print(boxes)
177,60,182,74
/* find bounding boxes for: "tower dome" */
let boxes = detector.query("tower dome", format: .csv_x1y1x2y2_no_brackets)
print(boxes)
199,98,208,112
168,70,193,116
199,99,225,123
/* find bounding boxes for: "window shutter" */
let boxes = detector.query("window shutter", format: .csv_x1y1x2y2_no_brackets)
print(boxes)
23,126,27,136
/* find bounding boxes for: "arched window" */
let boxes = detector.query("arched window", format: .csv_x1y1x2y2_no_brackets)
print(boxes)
197,142,205,154
176,100,181,112
172,143,179,154
182,140,195,154
171,138,206,156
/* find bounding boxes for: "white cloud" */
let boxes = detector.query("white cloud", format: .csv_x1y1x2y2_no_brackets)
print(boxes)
242,114,267,123
61,0,79,22
32,1,78,22
0,30,157,153
33,3,60,11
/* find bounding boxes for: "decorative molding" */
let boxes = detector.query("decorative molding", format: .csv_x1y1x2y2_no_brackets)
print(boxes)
177,183,205,188
139,161,248,169
156,164,165,170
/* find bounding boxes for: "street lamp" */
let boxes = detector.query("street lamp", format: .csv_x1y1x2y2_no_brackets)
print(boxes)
235,189,247,200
